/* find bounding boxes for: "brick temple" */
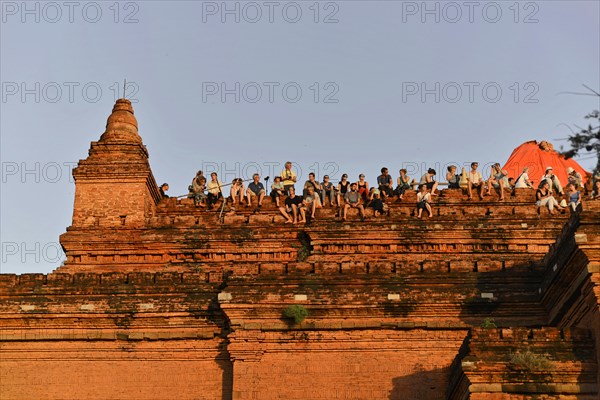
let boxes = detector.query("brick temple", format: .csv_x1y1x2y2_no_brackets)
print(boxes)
1,99,599,399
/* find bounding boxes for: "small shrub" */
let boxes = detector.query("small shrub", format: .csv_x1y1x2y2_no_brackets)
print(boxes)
297,247,310,262
509,351,555,372
480,318,497,328
296,232,313,261
283,305,309,324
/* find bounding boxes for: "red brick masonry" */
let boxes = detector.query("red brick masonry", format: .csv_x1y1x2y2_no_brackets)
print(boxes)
1,100,599,399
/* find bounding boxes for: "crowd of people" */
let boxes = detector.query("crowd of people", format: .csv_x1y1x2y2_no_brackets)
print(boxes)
157,161,600,222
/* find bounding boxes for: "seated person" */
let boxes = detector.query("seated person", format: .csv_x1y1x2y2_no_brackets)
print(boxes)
466,162,484,200
356,174,369,202
279,187,304,224
303,173,323,208
337,174,351,206
321,175,336,206
377,167,394,199
343,182,366,222
416,184,433,218
159,183,169,199
592,180,600,200
419,168,439,196
230,178,245,206
270,176,285,207
189,171,207,206
486,163,508,201
206,172,224,210
368,188,385,216
394,169,411,200
541,166,564,196
507,177,515,190
514,166,535,189
536,180,562,215
567,167,583,189
246,173,266,208
303,186,319,221
446,166,460,189
565,183,581,212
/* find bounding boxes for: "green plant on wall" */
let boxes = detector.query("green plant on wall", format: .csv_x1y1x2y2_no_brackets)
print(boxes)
283,305,309,324
480,318,497,328
509,351,555,373
296,232,313,261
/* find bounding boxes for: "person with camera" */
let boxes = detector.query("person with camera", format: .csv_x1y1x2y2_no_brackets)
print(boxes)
280,161,297,195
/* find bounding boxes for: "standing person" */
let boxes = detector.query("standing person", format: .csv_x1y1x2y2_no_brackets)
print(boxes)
337,174,351,206
395,169,411,200
303,172,323,208
356,174,369,202
416,184,433,218
343,182,366,222
419,168,439,196
514,166,535,189
566,167,583,189
270,176,285,207
246,173,266,209
279,187,303,224
207,172,224,210
446,166,460,189
467,163,484,200
159,183,170,199
486,163,508,200
230,178,245,206
321,175,336,206
280,161,297,195
377,167,394,199
541,166,564,196
536,180,561,214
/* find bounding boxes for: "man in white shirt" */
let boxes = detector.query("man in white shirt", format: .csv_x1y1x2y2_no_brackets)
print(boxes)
467,162,485,200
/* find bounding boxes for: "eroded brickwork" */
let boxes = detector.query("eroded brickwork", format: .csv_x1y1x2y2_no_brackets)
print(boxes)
1,100,599,399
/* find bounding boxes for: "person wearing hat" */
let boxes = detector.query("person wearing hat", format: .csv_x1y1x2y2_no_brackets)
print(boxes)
541,166,564,196
566,167,583,189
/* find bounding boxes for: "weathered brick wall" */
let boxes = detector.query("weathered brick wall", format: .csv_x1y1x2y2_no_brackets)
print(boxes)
449,328,598,399
228,329,465,400
2,100,600,399
0,340,230,400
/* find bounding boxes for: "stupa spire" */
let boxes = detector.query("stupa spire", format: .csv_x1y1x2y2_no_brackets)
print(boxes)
99,98,142,144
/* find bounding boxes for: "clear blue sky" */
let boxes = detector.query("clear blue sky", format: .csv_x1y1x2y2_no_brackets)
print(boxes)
1,0,599,273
